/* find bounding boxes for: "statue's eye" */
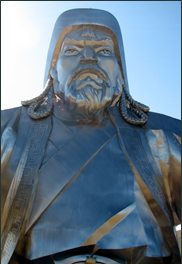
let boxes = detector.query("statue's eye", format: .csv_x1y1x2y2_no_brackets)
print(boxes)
65,49,79,55
97,49,112,55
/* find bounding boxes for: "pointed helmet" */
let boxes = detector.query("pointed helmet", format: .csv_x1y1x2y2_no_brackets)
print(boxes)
43,8,129,92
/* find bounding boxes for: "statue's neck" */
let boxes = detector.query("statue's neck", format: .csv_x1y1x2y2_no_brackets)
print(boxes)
52,98,107,126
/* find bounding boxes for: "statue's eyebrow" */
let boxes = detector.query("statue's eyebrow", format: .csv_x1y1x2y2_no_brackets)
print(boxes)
92,38,114,48
61,38,84,50
61,37,114,51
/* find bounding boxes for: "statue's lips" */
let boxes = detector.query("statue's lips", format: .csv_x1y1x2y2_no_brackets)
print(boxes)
76,79,103,90
67,68,107,86
76,73,104,90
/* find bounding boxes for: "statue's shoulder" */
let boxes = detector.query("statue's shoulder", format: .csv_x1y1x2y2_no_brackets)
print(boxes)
147,111,181,137
108,106,181,137
1,106,22,134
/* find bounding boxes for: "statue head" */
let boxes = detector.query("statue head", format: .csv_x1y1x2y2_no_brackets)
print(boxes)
51,26,124,121
22,9,149,124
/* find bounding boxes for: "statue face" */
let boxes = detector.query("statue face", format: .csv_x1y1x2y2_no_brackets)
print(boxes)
53,27,123,121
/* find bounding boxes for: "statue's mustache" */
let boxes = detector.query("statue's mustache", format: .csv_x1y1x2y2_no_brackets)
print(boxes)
67,64,108,86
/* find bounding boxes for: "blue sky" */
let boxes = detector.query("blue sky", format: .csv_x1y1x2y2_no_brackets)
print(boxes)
1,1,181,119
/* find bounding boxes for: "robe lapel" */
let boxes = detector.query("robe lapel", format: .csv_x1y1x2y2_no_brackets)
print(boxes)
108,107,180,257
26,115,117,232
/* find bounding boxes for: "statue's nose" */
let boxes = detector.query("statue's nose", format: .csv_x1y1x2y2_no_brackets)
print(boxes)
80,46,98,64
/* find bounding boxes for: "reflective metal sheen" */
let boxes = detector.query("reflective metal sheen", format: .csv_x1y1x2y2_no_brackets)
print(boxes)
1,8,181,264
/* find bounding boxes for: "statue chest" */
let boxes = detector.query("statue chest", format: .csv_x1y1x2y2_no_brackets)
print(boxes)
24,128,170,261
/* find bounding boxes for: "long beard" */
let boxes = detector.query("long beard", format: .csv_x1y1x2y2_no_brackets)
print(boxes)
60,79,120,121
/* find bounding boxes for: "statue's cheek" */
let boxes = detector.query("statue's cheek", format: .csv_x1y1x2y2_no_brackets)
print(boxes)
100,57,119,85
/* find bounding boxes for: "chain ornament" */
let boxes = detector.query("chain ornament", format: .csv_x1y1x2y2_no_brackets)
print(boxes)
21,76,53,119
119,85,150,125
21,77,150,125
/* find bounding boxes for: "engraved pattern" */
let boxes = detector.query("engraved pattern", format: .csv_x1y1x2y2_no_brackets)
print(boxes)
1,122,50,264
118,127,172,222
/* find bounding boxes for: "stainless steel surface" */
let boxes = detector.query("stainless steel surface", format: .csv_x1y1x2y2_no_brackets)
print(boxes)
53,27,123,122
1,107,52,264
53,254,127,264
1,8,181,264
43,9,129,93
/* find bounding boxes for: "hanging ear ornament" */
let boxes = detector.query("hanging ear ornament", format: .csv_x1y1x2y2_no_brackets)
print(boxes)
119,85,150,125
21,75,54,119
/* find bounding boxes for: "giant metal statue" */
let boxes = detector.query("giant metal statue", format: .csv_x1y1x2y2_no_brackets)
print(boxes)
1,8,181,264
